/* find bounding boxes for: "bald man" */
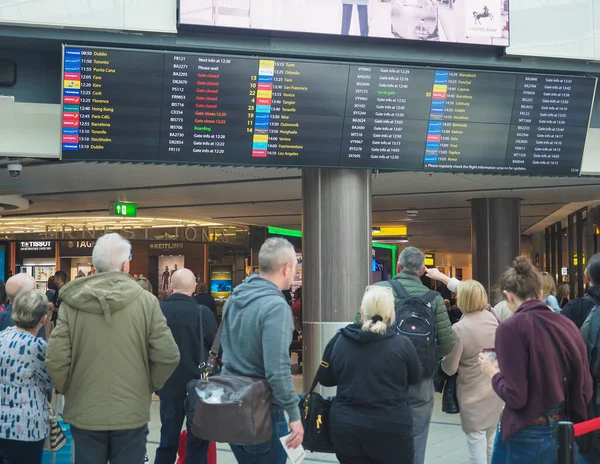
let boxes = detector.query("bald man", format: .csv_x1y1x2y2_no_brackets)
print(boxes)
155,268,217,464
0,273,46,339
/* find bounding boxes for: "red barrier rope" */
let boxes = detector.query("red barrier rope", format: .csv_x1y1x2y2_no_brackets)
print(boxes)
574,417,600,437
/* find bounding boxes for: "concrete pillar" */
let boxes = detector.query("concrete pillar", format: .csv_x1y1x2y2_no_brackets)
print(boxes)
302,168,371,393
471,198,521,298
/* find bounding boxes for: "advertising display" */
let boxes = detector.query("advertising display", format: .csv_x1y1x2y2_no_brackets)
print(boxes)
178,0,509,47
61,46,596,177
210,264,233,302
158,256,184,299
293,253,302,293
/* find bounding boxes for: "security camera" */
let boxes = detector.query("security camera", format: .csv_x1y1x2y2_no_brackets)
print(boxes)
7,163,22,178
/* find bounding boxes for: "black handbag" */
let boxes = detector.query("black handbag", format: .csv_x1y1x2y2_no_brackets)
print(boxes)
442,374,460,415
299,384,334,453
433,360,460,414
298,332,341,454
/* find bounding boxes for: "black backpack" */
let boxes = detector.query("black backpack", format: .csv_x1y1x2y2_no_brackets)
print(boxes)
389,280,439,378
577,295,600,456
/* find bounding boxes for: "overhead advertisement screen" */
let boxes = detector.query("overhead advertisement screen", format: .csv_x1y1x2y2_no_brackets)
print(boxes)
177,0,509,47
61,46,596,177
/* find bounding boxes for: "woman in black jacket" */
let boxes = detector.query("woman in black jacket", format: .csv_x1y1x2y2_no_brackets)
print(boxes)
320,285,423,464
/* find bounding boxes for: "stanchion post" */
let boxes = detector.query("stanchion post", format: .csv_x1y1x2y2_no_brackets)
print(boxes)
557,421,575,464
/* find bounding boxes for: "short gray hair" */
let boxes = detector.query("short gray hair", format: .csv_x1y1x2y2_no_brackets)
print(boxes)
259,238,296,274
6,273,36,302
399,247,425,276
92,233,131,273
12,290,48,329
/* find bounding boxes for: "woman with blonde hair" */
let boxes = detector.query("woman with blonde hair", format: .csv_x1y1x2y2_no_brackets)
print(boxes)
320,285,423,464
541,272,561,312
441,280,503,464
556,281,570,309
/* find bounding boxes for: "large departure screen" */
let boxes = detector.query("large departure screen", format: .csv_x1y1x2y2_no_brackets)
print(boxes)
61,46,596,177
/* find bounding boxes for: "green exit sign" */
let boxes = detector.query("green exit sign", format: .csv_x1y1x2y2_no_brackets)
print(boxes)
113,202,137,217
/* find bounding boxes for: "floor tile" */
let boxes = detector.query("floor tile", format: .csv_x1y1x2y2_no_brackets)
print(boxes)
146,392,469,463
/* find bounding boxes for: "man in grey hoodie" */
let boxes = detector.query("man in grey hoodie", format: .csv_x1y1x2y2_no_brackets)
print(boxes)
220,237,303,463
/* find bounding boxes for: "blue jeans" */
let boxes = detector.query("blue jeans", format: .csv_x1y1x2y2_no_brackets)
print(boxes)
492,422,558,464
341,4,368,36
155,396,209,464
230,406,289,464
575,442,600,464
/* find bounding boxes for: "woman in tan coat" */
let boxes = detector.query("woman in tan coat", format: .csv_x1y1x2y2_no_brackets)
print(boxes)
441,280,503,464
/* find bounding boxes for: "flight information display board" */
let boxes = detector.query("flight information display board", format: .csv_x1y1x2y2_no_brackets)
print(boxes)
62,46,597,177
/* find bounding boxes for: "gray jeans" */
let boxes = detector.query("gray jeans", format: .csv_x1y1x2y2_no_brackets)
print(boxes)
71,424,149,464
409,377,435,464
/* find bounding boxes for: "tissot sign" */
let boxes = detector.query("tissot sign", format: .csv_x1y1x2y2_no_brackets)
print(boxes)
18,241,55,258
19,241,53,252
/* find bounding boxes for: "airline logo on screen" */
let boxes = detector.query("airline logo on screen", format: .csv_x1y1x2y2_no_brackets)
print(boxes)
62,48,82,152
251,60,275,158
424,70,449,164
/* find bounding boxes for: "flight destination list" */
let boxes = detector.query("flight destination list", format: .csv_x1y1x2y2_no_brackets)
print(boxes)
62,46,597,177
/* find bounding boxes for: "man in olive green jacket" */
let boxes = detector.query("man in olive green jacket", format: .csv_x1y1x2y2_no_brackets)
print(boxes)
355,247,454,464
47,233,180,464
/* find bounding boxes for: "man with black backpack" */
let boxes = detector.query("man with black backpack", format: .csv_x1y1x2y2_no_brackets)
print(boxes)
563,254,600,329
355,247,454,464
570,253,600,463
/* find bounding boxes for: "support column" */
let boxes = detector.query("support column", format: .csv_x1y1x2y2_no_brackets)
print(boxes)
471,198,521,298
302,168,371,393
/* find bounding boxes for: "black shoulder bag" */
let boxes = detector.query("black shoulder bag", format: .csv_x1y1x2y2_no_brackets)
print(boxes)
298,331,341,454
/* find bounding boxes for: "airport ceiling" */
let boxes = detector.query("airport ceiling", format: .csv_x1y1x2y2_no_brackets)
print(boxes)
0,161,599,254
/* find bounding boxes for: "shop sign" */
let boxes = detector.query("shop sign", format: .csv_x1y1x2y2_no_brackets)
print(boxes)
18,240,55,258
59,240,96,256
149,243,184,251
20,241,53,252
40,225,248,246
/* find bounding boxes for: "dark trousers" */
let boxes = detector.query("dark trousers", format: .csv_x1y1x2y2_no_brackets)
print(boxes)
0,438,44,464
155,396,209,464
71,424,148,464
330,421,414,464
341,4,368,36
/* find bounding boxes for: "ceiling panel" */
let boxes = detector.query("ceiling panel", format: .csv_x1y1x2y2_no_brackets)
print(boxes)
0,161,597,256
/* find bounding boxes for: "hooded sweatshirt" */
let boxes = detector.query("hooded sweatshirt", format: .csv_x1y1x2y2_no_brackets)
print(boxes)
220,274,299,422
320,324,423,432
46,272,180,431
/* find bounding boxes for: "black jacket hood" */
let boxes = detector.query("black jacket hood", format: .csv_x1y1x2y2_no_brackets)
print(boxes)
340,323,398,344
